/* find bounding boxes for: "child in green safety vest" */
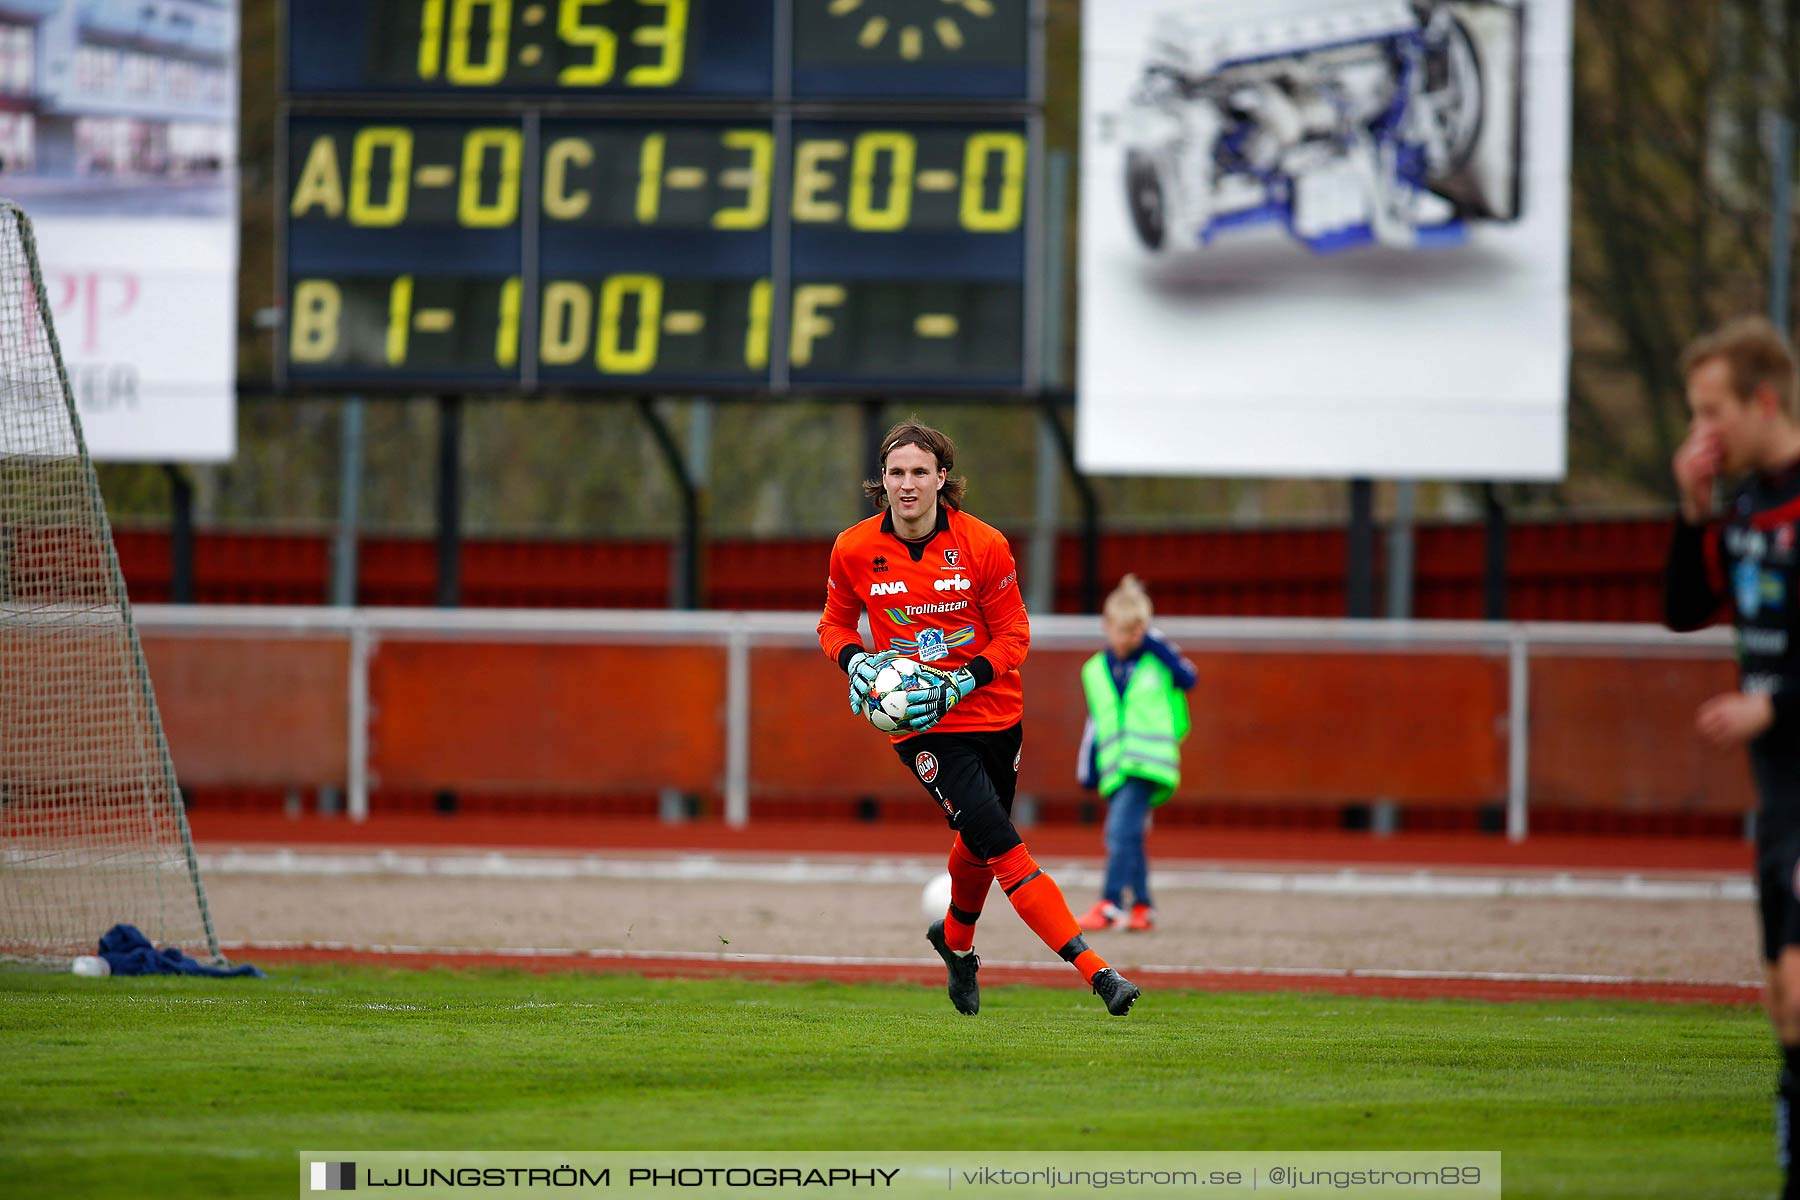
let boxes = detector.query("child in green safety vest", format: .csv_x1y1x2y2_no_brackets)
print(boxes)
1075,575,1195,932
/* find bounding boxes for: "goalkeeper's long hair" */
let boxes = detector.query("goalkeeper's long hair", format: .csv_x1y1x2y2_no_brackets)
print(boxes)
862,418,968,510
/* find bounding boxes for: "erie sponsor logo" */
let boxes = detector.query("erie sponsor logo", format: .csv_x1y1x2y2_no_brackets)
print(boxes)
1743,628,1790,657
1728,526,1773,560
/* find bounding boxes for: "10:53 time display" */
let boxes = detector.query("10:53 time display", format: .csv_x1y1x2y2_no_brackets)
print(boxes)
287,0,1033,100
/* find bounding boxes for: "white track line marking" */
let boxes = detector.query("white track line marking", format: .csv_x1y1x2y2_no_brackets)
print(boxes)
221,938,1762,992
195,849,1752,902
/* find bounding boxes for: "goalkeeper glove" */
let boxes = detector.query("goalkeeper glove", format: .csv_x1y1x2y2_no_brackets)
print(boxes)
902,664,978,733
847,648,898,715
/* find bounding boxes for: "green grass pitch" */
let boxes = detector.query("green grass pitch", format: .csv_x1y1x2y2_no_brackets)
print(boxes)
0,966,1773,1199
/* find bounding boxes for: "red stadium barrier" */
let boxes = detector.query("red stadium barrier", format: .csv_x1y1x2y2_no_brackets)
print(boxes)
111,514,1683,620
110,514,1746,836
369,641,725,794
126,613,1753,836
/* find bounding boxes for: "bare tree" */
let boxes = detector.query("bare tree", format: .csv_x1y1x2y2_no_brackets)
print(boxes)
1569,0,1795,502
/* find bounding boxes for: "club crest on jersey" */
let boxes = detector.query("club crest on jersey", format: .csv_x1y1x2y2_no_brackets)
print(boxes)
1736,561,1785,617
942,549,961,567
869,580,908,597
915,751,939,783
1736,561,1761,616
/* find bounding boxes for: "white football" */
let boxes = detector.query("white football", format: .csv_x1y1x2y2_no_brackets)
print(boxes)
864,657,923,734
867,705,903,733
921,872,953,920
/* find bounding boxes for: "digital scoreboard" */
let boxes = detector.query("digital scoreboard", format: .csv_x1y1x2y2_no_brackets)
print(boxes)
279,1,1043,395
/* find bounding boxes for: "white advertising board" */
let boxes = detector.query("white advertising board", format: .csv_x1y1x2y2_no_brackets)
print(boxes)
1078,0,1571,480
1,0,237,462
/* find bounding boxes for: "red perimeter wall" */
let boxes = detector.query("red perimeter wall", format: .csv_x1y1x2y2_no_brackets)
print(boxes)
119,516,1750,833
113,515,1676,620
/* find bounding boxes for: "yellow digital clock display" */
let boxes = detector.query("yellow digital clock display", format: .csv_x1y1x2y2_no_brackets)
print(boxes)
288,1,1033,100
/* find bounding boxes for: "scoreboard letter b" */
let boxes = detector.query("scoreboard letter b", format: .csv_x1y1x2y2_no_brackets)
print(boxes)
290,280,342,362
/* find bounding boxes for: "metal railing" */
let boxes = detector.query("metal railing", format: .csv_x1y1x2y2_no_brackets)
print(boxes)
132,606,1737,839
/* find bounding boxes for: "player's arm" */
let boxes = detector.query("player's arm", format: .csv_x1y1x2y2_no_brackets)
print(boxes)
817,534,895,712
904,532,1030,731
1666,428,1728,631
1696,689,1777,748
1076,718,1099,790
1142,628,1198,690
1663,517,1726,632
818,534,867,666
967,533,1030,683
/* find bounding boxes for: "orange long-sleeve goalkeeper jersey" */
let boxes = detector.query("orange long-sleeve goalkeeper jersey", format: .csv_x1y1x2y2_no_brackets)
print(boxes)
817,504,1029,738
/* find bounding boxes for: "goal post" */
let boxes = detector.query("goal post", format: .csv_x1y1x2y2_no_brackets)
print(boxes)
0,200,220,967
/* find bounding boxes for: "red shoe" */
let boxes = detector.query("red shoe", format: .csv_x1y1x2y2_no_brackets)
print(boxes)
1126,904,1154,932
1076,900,1126,931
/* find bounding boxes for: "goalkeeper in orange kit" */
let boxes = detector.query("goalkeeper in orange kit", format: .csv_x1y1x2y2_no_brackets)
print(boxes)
817,419,1140,1017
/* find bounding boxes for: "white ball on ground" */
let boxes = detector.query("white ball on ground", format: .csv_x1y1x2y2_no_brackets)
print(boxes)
922,872,953,920
70,955,109,978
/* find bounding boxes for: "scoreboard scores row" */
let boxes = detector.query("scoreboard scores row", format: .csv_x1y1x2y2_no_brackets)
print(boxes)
280,117,1034,391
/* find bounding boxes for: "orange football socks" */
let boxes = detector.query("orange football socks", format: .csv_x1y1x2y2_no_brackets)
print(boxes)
941,834,992,953
988,843,1108,981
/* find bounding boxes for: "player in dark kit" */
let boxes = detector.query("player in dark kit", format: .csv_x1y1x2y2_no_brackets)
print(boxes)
1663,317,1800,1200
817,419,1140,1016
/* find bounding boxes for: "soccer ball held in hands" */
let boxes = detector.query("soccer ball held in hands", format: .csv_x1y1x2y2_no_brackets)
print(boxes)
863,656,926,733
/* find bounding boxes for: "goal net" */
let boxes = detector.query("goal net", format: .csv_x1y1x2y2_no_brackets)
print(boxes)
0,201,219,967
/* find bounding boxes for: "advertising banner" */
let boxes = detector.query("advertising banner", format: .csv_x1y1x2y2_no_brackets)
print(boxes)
1,0,236,462
1078,0,1570,479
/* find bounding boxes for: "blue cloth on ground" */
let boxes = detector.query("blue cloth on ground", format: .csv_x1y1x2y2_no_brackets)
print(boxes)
97,924,265,978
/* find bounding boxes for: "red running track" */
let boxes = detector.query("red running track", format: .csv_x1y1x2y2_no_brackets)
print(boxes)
198,815,1756,1005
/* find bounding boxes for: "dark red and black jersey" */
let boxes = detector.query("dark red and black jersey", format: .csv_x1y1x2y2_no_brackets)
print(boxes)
1666,461,1800,837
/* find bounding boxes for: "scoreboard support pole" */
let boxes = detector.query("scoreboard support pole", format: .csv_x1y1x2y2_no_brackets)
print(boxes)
163,464,194,604
637,397,702,610
1347,478,1375,618
1027,149,1071,617
331,398,364,608
860,399,887,476
1038,396,1099,613
434,394,463,816
1386,480,1415,620
1483,483,1508,620
436,395,462,609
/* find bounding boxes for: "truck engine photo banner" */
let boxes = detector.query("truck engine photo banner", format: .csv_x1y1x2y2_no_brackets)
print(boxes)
1077,0,1570,480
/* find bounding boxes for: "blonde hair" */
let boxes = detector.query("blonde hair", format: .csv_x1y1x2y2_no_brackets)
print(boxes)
1103,574,1153,625
1679,315,1799,418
